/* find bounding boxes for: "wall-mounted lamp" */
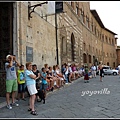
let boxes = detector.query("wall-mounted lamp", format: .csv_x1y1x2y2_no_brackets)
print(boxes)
28,1,48,20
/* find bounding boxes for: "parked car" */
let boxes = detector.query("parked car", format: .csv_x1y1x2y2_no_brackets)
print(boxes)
102,66,118,75
96,65,119,76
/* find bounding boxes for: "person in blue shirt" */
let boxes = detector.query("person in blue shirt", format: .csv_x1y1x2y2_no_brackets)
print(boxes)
61,64,66,75
24,62,37,115
40,67,48,99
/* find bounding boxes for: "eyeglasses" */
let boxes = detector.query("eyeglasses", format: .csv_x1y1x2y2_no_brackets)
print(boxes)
29,65,32,67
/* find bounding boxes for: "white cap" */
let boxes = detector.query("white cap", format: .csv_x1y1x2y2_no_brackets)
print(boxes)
6,55,11,60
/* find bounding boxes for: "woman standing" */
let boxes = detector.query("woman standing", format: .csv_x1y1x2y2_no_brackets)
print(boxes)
32,64,41,102
84,65,89,83
99,64,104,82
24,62,38,115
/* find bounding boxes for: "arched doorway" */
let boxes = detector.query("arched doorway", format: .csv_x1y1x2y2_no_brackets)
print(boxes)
83,53,87,63
93,56,95,64
107,62,109,66
88,55,91,63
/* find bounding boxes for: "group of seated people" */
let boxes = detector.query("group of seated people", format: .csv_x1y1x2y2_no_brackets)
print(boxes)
37,63,85,93
32,63,98,95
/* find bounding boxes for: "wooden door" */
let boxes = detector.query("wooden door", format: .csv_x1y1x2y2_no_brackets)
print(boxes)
0,2,13,96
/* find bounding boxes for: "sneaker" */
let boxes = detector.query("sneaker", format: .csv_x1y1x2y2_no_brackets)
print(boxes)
11,102,19,107
7,104,12,109
65,83,68,84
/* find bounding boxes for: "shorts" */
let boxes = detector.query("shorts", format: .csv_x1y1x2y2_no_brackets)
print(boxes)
40,84,48,91
27,84,38,95
18,83,26,93
6,79,18,93
47,79,51,83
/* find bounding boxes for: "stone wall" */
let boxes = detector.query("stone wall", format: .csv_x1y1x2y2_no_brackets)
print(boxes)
18,2,57,70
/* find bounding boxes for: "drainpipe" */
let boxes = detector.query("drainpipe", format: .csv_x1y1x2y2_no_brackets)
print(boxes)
55,2,59,65
19,2,22,64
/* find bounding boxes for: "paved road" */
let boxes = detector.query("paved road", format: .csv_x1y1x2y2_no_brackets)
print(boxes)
0,75,120,118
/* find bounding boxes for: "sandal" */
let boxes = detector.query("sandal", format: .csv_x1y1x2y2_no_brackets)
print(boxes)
50,87,54,91
22,98,26,101
28,108,32,111
56,86,60,88
37,99,42,102
31,111,38,115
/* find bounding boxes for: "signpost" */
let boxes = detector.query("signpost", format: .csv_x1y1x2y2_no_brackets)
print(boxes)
55,2,63,13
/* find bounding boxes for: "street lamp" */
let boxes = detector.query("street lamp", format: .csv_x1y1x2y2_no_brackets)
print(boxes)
28,1,48,20
55,5,58,65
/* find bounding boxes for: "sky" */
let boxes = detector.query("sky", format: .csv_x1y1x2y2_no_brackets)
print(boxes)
90,1,120,46
47,1,55,14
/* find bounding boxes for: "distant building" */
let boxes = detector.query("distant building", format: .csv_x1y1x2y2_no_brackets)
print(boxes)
57,2,117,68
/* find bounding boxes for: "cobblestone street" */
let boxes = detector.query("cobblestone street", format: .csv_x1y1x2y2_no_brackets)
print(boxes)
0,75,120,118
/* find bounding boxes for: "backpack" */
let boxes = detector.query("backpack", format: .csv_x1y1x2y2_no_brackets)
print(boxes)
20,72,25,81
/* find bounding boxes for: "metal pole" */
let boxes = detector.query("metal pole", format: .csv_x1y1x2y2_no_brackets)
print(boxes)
55,2,59,65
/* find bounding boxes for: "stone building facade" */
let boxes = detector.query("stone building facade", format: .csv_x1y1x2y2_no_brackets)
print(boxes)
0,1,118,96
57,2,117,68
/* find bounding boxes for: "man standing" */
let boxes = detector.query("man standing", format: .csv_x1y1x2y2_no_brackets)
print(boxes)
5,54,20,109
91,64,97,78
98,61,104,82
